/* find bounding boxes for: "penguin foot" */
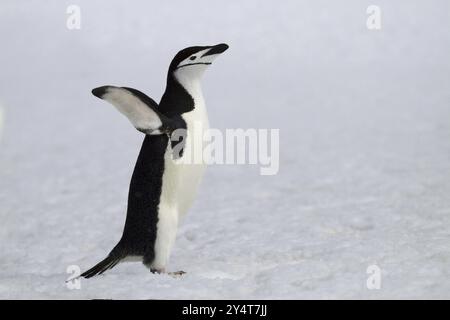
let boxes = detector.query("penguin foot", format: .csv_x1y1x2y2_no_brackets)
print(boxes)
150,268,165,274
168,270,186,278
150,268,186,277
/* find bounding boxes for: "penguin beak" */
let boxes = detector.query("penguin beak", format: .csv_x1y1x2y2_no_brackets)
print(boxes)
201,43,229,58
92,86,109,99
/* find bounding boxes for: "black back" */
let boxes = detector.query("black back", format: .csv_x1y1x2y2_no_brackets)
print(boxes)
159,74,194,117
118,134,168,258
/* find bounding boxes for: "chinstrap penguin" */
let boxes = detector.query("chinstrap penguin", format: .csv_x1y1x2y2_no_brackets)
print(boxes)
80,43,229,278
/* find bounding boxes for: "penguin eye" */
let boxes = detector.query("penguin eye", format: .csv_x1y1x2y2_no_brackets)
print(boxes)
189,56,196,61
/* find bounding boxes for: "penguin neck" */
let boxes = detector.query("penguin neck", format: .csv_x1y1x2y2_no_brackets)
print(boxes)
175,72,205,109
159,73,204,118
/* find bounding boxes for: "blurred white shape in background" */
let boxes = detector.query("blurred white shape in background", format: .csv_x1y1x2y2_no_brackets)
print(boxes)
66,4,81,30
366,5,382,30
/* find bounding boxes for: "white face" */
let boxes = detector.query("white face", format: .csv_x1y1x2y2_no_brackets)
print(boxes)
174,48,222,80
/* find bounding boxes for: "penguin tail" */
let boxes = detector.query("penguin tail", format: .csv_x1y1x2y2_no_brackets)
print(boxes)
81,250,124,279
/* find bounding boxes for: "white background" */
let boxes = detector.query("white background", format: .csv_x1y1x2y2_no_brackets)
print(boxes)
0,0,450,299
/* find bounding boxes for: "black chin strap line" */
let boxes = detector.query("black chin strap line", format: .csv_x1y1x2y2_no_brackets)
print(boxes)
176,62,211,69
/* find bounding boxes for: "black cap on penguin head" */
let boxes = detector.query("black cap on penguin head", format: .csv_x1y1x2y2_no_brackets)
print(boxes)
168,43,229,74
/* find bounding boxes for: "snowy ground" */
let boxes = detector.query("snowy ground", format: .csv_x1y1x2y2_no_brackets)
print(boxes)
1,0,450,299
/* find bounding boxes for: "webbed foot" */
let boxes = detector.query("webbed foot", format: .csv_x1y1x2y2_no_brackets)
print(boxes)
168,270,186,278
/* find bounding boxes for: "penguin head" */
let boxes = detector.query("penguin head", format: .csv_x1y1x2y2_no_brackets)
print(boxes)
169,43,229,80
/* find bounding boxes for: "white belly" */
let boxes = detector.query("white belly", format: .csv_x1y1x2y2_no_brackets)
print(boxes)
162,101,209,216
152,91,208,270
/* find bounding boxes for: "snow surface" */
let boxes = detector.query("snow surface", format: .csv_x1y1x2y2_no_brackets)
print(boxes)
1,0,450,299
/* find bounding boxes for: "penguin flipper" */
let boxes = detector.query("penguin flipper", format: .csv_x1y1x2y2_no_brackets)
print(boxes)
92,85,170,135
81,253,122,279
